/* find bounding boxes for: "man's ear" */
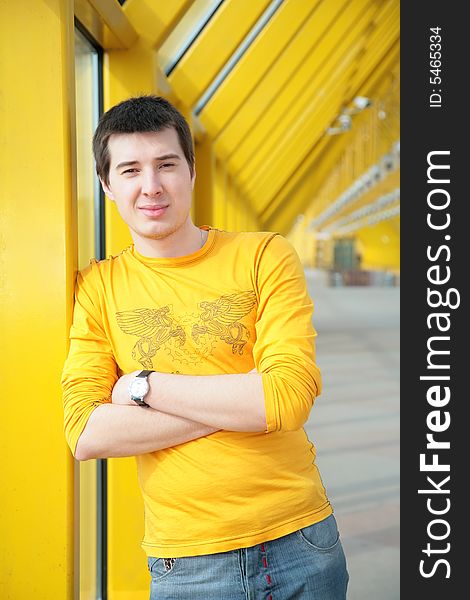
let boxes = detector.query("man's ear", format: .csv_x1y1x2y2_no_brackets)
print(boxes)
100,178,115,201
191,167,196,190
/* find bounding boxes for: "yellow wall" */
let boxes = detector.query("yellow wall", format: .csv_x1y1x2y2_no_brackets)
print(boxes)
0,1,76,597
356,218,400,272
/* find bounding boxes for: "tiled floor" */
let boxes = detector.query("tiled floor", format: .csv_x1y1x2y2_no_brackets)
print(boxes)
304,270,400,600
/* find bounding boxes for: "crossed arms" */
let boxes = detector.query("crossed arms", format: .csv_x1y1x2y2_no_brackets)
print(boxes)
74,371,265,460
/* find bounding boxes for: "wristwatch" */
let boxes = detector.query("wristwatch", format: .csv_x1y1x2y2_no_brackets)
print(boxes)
129,370,154,407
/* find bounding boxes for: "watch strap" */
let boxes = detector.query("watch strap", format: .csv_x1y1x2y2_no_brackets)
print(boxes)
137,369,154,378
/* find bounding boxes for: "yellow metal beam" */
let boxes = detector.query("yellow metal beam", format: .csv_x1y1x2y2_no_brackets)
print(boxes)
277,60,399,263
0,0,77,596
259,40,399,228
343,1,399,102
75,0,138,49
354,40,400,105
89,0,138,46
299,57,400,227
213,0,354,163
240,59,358,201
236,0,378,188
125,0,193,49
265,103,398,235
222,0,375,194
199,0,320,137
263,129,362,233
169,0,271,107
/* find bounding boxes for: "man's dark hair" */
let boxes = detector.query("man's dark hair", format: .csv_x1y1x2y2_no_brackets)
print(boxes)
92,95,195,185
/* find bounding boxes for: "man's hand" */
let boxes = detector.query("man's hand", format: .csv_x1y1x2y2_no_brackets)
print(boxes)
112,370,141,405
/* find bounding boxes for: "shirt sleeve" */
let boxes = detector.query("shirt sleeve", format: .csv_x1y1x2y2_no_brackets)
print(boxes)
61,266,118,455
252,234,322,433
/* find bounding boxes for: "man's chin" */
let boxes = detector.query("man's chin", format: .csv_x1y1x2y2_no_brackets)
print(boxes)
137,223,182,242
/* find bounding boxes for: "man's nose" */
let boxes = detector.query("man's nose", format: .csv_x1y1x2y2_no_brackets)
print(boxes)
142,169,163,196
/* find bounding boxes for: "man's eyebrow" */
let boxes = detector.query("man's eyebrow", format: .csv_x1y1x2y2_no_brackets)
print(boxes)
115,160,139,170
155,153,181,161
115,154,181,170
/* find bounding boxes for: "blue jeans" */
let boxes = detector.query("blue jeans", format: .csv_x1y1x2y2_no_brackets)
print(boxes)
148,514,349,599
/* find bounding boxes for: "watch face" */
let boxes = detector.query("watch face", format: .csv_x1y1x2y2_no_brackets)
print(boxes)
130,377,149,398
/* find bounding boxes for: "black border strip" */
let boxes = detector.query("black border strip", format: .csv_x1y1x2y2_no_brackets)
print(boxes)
401,3,465,597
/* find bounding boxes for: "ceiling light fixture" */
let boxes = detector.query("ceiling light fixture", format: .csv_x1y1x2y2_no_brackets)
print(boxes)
326,114,352,135
326,96,372,135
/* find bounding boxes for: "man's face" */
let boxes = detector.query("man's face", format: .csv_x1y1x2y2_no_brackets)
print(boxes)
102,128,195,250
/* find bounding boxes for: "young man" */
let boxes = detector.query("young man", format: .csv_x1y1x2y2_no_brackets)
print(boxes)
62,95,348,599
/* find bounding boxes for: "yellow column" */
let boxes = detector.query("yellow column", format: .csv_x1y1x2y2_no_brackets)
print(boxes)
0,1,76,598
103,38,156,257
213,160,227,229
194,134,214,226
226,176,236,230
226,180,259,233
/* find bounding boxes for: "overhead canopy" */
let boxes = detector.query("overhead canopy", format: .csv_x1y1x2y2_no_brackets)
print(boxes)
149,0,399,235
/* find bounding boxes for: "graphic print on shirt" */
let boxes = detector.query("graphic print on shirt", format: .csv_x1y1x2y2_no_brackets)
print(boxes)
116,290,257,368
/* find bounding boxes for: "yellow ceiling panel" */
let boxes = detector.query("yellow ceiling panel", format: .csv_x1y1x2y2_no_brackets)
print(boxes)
213,0,352,161
293,64,399,227
370,53,399,96
246,11,399,216
353,41,399,108
344,3,399,99
265,105,398,234
263,68,398,231
222,0,376,181
198,0,320,137
234,1,377,193
241,60,358,204
264,145,352,232
156,1,221,67
263,76,398,231
168,0,272,107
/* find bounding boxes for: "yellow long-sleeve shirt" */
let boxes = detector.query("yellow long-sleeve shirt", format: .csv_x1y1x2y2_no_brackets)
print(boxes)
62,227,332,557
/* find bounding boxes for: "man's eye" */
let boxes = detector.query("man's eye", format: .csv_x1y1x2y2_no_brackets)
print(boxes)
122,168,138,174
159,163,175,169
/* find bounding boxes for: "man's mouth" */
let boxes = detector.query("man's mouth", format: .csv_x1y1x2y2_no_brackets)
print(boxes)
139,204,169,217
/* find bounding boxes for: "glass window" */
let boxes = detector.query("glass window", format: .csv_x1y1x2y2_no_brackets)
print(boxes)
74,25,105,600
75,26,104,268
